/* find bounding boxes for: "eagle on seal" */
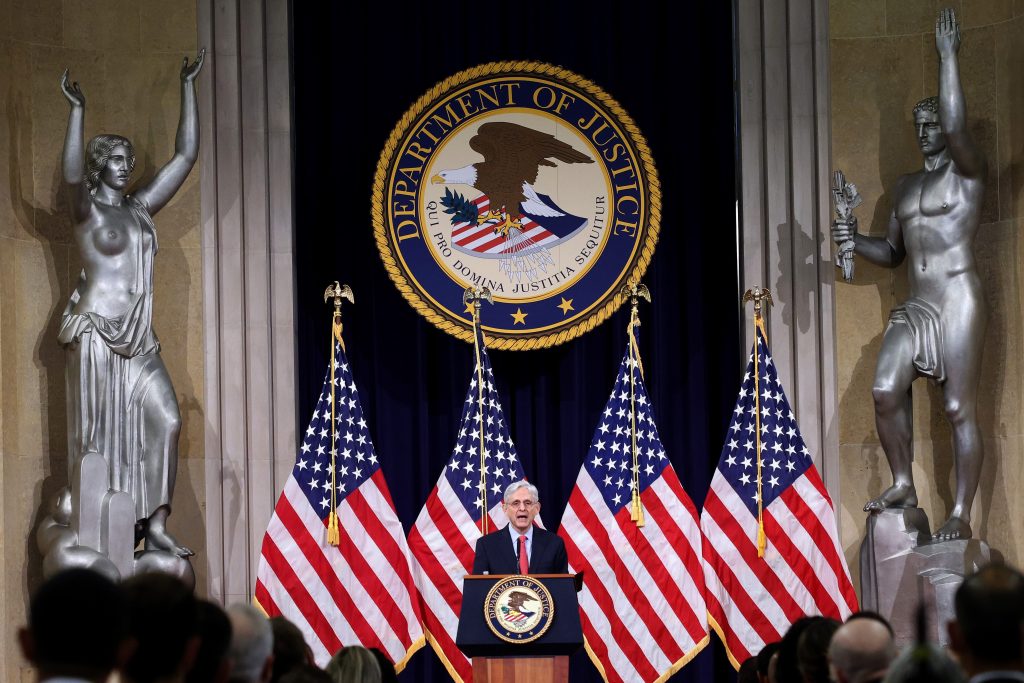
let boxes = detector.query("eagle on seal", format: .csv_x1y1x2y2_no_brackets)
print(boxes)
431,121,594,235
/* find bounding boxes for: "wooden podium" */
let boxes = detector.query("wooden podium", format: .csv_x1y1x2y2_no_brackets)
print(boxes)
457,574,583,683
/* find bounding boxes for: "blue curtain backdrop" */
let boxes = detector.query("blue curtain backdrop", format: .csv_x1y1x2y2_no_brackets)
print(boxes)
291,2,742,680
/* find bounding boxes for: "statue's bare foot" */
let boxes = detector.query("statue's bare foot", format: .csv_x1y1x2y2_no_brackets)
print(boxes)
144,509,195,557
863,484,918,513
145,526,195,558
932,516,972,542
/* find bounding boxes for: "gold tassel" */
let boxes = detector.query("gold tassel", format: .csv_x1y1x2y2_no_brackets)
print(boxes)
757,515,766,557
327,511,340,546
632,491,645,527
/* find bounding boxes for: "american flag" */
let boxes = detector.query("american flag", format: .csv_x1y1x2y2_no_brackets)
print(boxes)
254,343,425,669
558,326,710,682
407,327,531,683
701,326,857,667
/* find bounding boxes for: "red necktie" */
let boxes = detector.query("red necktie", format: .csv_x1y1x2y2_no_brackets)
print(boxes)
518,535,529,574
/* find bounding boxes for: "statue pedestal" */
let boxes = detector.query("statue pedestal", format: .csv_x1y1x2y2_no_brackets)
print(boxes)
39,451,194,588
859,509,998,648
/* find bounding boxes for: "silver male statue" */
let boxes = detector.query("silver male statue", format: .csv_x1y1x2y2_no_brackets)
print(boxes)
833,9,985,541
39,50,205,579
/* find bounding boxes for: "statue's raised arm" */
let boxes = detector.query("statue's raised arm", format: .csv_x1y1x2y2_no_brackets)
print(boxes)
935,8,984,178
60,69,91,223
133,49,205,215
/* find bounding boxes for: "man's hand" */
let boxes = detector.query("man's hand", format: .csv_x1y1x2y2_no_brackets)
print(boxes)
935,7,960,60
832,216,858,244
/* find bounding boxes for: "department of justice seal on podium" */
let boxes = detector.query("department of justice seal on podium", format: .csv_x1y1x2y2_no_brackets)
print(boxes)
373,62,660,350
483,575,555,643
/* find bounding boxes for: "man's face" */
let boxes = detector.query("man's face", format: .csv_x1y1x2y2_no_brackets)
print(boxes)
101,145,132,190
914,111,946,156
504,487,540,533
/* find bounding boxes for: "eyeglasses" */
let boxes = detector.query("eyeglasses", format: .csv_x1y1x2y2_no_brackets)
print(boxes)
506,500,537,509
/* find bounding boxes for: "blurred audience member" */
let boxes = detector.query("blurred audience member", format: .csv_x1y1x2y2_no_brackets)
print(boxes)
774,616,819,683
846,611,895,638
738,655,760,683
757,642,780,683
829,617,897,683
186,600,233,683
121,573,200,683
368,649,397,683
19,568,131,683
227,604,274,683
949,563,1024,682
325,646,380,683
797,617,840,683
279,665,332,683
270,617,312,683
883,643,966,683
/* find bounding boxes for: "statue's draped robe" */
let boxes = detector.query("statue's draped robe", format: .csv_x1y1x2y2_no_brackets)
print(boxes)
59,198,174,520
888,297,946,383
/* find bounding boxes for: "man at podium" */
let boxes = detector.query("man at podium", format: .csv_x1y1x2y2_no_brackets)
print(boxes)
472,480,568,575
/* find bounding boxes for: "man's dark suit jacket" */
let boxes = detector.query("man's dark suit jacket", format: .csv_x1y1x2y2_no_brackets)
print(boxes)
472,525,569,575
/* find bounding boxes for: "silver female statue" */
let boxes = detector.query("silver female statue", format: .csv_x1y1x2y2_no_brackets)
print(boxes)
833,9,985,541
56,50,205,559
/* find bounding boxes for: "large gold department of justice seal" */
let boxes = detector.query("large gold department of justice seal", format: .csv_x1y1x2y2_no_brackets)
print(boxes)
483,575,555,644
373,62,660,350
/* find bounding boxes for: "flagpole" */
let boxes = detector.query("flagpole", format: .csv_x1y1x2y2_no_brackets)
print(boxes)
323,282,355,546
463,286,493,533
620,283,651,527
742,286,773,558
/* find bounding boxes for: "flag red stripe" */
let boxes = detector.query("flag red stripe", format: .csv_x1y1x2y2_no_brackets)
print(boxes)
344,481,420,644
777,487,858,614
638,481,712,647
578,609,624,683
560,517,662,682
424,489,476,567
452,222,490,241
762,504,842,618
701,532,782,650
254,578,281,617
468,233,508,253
408,525,465,620
572,487,683,663
705,585,752,663
261,532,343,656
427,620,472,683
409,523,470,612
335,492,414,649
702,488,806,623
702,497,789,640
275,494,389,653
791,473,860,612
658,469,710,598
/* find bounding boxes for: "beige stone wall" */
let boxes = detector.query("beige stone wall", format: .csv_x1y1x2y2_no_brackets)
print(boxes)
0,1,203,679
831,1,1024,591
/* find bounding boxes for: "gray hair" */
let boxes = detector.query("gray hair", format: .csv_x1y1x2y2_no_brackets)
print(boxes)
227,603,273,683
325,645,381,683
503,480,539,504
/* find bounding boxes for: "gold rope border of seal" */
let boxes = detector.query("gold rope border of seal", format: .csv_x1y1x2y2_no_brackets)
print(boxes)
371,61,662,351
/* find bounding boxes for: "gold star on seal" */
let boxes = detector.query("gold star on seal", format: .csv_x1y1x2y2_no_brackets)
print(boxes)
511,308,528,325
557,297,574,315
464,302,474,316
